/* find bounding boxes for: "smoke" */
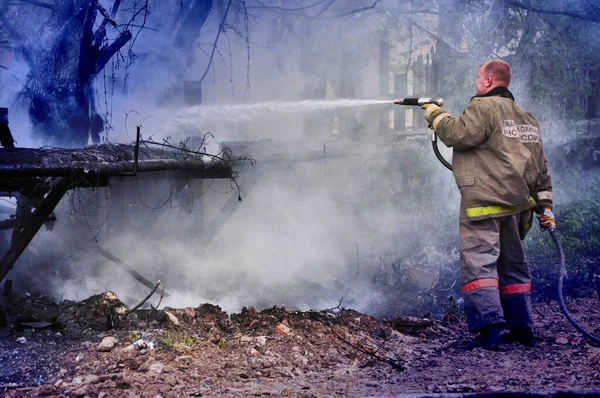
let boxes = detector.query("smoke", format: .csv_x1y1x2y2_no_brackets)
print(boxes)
16,0,592,317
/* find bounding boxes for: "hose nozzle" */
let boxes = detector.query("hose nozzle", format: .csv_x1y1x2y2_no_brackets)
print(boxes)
393,97,444,107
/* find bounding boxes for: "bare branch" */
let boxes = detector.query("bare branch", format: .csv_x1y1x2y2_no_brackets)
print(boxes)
122,280,161,318
111,0,122,18
249,0,330,11
506,0,600,23
241,0,251,101
117,23,158,32
309,0,335,19
200,0,234,85
96,3,118,28
95,30,132,74
331,0,382,18
17,0,52,9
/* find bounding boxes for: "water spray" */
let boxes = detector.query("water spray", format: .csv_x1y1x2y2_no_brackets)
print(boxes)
171,99,393,126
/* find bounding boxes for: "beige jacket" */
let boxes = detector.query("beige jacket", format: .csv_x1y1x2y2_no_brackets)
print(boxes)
429,90,552,221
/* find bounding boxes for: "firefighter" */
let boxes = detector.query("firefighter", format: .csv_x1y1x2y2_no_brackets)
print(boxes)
422,60,555,350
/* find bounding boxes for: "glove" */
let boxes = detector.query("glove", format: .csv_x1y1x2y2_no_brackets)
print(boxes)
422,103,441,126
537,207,556,231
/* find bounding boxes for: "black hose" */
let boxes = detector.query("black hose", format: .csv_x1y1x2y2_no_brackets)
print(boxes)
432,132,452,171
432,132,600,344
551,229,600,345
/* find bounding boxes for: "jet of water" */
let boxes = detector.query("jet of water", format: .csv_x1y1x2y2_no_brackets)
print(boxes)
171,99,392,125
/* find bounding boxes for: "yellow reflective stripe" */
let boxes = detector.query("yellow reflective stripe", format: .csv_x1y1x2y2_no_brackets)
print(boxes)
465,197,536,219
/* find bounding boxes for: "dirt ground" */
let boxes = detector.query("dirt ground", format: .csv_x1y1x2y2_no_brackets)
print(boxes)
1,290,600,398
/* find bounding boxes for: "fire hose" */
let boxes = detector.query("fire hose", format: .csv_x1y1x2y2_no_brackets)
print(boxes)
393,97,600,345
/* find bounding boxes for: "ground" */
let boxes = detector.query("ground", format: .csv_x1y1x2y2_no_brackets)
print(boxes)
1,290,600,398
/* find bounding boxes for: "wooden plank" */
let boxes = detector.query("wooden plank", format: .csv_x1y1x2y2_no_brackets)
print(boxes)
91,245,171,298
0,178,68,283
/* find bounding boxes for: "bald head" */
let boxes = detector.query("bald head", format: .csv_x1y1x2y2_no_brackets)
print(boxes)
483,60,511,86
475,59,512,95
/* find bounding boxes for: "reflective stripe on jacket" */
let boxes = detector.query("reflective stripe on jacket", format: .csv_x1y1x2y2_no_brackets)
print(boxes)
429,92,553,220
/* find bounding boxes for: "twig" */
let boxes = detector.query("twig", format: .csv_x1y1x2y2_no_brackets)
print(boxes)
240,0,251,101
506,0,600,23
122,280,161,318
330,0,382,18
154,285,165,312
200,0,234,85
147,285,165,328
323,297,344,312
311,306,403,370
334,329,404,370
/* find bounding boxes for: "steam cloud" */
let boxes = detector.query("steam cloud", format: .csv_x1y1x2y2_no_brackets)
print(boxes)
0,0,588,317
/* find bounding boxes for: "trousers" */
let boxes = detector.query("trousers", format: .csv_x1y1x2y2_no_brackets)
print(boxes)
459,208,533,333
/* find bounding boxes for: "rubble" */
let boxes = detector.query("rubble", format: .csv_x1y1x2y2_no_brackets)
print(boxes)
0,291,599,397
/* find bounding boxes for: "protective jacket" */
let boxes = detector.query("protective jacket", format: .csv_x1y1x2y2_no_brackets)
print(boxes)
427,87,552,221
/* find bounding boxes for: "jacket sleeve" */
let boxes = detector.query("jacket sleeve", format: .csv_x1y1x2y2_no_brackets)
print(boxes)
428,99,491,151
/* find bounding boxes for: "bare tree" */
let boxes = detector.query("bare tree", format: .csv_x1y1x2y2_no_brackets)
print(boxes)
0,1,138,146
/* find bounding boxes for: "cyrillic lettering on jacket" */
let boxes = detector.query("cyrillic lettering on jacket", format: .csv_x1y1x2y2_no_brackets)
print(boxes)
501,120,540,143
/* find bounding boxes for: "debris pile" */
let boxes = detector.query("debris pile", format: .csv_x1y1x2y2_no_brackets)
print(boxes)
1,290,600,397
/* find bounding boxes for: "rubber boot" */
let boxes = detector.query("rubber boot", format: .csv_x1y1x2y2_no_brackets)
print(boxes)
500,293,535,347
502,328,536,347
469,323,502,351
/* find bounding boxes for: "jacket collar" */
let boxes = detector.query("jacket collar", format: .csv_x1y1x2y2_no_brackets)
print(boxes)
472,86,515,101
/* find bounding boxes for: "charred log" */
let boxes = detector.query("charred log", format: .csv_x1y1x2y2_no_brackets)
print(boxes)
0,143,233,193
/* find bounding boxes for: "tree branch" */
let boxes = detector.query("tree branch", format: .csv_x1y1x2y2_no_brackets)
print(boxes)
506,0,600,23
110,0,122,18
249,0,330,11
331,0,382,18
96,3,118,28
17,0,52,10
95,30,132,74
122,280,161,318
199,0,233,85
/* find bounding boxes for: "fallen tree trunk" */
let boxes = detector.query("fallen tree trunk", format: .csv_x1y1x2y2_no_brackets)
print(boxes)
0,143,234,195
0,143,229,169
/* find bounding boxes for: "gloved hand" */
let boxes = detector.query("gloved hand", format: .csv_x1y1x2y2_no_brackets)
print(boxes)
537,207,556,231
422,103,441,126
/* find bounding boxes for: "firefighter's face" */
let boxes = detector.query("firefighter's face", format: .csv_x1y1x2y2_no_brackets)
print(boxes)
475,65,491,95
